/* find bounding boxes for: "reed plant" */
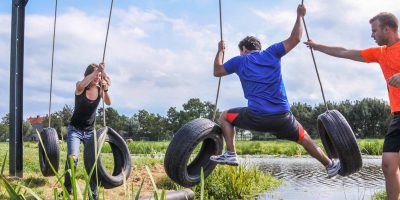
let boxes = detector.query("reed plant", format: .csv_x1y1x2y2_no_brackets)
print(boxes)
358,139,383,156
193,163,282,200
0,138,386,157
372,190,386,200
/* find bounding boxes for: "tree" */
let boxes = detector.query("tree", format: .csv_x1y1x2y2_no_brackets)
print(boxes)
165,98,219,138
0,114,9,141
122,116,139,137
22,120,32,137
135,110,168,141
43,113,64,137
58,104,73,126
97,107,125,133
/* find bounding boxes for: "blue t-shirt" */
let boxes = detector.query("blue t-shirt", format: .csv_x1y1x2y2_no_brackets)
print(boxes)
223,42,290,116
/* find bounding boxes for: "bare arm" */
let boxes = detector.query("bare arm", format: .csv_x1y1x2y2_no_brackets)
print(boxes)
214,40,228,77
75,66,103,95
304,41,365,62
283,5,306,54
100,74,111,105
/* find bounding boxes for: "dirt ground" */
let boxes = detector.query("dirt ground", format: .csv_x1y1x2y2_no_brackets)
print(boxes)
16,164,173,199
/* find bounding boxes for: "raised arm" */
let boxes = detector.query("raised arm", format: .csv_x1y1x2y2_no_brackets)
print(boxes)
75,65,103,95
304,40,366,62
214,40,228,77
100,67,112,105
283,5,306,54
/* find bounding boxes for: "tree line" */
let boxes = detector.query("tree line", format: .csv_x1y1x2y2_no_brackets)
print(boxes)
0,97,392,141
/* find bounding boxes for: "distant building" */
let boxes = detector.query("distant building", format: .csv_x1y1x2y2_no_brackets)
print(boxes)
27,115,45,141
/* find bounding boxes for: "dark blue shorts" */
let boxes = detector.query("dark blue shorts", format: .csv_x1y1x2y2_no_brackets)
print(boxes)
383,113,400,152
225,107,304,142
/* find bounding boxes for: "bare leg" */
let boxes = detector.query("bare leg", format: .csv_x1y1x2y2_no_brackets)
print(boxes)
382,152,400,200
299,131,331,166
219,111,236,152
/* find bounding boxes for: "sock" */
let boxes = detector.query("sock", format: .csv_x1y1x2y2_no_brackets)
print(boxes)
226,151,236,155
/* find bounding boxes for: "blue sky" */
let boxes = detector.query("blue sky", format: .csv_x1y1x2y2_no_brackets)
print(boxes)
0,0,399,119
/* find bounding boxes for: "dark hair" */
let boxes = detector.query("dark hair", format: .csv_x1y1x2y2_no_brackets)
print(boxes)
84,63,97,77
370,12,398,31
238,36,262,51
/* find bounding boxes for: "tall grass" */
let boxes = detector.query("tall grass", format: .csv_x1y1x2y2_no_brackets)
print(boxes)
193,164,282,200
122,139,385,156
0,139,385,156
358,139,383,155
372,190,386,200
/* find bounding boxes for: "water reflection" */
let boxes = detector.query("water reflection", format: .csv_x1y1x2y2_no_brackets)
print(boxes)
242,156,384,200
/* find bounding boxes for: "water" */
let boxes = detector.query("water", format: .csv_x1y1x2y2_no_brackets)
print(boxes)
241,155,384,200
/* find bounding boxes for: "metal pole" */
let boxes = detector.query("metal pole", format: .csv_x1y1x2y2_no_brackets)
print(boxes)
10,0,28,178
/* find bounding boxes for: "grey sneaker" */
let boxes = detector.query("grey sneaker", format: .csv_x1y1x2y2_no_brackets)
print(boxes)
210,151,239,166
326,159,341,177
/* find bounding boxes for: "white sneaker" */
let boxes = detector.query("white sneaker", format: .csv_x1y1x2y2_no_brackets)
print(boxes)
326,159,341,178
210,151,239,166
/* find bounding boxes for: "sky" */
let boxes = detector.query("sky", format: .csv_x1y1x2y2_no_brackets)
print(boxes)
0,0,399,119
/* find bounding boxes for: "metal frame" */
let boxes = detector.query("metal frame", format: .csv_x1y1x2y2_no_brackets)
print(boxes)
9,0,29,177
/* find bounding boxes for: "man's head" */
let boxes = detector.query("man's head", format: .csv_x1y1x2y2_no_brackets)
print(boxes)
238,36,262,55
369,12,399,45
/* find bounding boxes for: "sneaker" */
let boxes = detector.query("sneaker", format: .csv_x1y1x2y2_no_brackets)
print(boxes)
210,151,239,166
326,159,341,177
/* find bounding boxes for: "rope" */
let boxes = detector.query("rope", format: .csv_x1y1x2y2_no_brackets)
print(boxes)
101,0,114,127
301,0,329,111
48,0,58,128
212,0,224,121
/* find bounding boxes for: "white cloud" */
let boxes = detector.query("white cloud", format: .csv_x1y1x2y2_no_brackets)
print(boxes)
1,1,400,119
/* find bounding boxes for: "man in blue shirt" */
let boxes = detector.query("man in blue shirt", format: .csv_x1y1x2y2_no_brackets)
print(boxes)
210,4,341,177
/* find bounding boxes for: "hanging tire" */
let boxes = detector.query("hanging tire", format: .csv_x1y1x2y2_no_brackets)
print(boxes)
164,118,224,187
38,128,60,176
84,126,131,189
317,110,362,176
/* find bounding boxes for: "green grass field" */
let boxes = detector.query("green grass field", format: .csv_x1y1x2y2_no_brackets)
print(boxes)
122,139,384,156
0,141,284,199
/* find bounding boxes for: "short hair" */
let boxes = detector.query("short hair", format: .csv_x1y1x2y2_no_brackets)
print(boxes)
84,63,97,77
369,12,398,32
238,36,262,51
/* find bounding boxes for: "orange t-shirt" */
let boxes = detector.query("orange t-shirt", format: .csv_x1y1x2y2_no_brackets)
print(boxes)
361,41,400,113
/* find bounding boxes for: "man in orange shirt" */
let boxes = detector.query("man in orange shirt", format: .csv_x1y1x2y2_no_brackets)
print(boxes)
305,12,400,200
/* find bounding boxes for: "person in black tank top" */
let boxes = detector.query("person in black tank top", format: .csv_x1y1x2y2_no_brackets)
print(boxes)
64,63,111,200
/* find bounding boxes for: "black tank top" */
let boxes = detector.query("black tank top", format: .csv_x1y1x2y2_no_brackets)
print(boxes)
70,87,101,131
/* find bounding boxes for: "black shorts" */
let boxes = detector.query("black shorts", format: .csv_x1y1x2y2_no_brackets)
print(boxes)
225,107,304,142
383,113,400,152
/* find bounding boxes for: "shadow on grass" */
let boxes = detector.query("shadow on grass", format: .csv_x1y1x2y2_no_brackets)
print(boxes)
24,176,47,188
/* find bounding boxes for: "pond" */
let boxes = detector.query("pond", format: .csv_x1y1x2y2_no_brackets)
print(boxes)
242,155,384,200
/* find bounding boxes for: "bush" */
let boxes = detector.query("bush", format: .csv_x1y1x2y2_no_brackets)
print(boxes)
193,164,282,200
372,190,386,200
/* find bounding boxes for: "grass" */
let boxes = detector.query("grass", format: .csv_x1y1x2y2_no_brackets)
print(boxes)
0,138,384,199
0,141,282,199
194,164,282,200
372,190,387,200
121,139,385,156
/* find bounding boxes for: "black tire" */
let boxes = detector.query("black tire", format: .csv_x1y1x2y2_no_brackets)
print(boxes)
84,126,131,189
39,128,60,176
317,110,362,176
164,118,223,187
